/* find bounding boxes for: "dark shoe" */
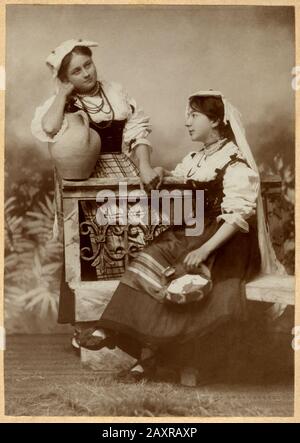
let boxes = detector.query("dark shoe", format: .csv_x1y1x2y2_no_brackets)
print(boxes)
71,334,81,357
78,327,115,351
115,360,156,383
115,369,146,383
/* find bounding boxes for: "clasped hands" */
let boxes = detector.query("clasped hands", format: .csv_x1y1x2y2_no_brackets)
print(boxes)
139,166,164,191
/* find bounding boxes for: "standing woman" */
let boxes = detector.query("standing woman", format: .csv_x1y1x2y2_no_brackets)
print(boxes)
78,90,286,384
31,39,162,343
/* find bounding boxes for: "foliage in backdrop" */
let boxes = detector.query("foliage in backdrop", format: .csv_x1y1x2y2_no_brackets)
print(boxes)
4,146,66,333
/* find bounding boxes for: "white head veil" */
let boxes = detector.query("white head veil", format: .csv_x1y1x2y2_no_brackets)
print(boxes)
188,90,286,278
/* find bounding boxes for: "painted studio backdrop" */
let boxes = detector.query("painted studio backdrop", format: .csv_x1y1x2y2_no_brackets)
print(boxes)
5,5,295,332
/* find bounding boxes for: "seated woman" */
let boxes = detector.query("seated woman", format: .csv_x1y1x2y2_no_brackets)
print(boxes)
78,90,285,385
31,39,163,347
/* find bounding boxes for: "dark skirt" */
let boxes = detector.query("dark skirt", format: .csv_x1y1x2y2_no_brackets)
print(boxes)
96,217,261,360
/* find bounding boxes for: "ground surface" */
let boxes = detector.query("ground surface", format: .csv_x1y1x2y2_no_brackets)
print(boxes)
4,334,294,417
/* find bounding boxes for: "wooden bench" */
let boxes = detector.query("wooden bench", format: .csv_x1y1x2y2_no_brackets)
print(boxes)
69,275,295,323
246,274,294,305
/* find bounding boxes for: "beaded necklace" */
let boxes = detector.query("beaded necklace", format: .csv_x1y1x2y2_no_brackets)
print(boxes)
75,81,115,128
186,138,228,178
76,81,101,98
203,138,228,157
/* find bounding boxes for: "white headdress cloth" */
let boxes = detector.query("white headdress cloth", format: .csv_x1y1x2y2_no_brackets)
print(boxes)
46,39,99,78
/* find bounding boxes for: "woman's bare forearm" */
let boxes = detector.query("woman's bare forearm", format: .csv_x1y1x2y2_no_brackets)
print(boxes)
183,222,240,269
134,146,171,175
134,144,153,170
41,92,68,137
205,222,239,254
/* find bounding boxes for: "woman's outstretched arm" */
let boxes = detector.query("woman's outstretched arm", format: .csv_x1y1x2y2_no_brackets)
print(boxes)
134,144,164,189
122,90,165,189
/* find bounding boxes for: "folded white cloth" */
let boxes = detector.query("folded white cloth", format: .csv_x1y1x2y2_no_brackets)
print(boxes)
46,39,98,77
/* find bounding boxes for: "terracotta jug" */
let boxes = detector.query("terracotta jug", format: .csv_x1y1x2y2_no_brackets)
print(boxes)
49,110,101,180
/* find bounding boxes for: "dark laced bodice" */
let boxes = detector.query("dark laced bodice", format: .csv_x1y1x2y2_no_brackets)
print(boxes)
187,153,249,219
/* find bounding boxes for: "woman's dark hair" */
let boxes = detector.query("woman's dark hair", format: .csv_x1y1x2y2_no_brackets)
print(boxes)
189,95,235,142
57,46,93,81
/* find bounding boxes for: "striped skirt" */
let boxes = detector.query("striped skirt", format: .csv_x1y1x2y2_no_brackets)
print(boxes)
96,217,261,363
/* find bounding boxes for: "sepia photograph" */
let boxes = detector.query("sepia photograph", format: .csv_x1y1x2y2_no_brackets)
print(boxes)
3,4,296,418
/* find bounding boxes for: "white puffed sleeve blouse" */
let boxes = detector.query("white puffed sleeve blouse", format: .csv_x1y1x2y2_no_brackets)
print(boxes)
172,141,260,233
31,80,152,156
